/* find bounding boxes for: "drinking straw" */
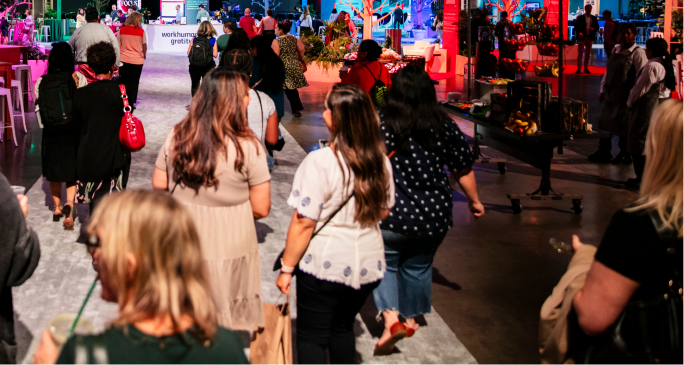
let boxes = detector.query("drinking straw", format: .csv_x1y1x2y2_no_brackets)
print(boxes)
67,276,98,338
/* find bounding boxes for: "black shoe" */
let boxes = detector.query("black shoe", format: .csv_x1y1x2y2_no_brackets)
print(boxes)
588,151,612,163
611,152,632,165
624,178,641,190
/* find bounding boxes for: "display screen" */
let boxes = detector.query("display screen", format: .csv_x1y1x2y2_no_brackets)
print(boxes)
161,2,184,17
525,2,541,10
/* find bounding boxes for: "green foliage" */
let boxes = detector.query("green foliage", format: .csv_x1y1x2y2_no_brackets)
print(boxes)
300,21,353,74
382,34,395,51
673,9,683,42
44,7,57,19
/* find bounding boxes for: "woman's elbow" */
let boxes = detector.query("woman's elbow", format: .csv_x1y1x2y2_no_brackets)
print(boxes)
573,293,612,337
253,202,271,219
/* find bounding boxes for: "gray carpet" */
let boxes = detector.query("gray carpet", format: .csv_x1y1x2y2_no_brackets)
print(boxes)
13,52,477,364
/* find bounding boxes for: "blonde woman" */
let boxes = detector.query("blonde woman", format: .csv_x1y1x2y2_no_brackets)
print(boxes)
572,99,683,363
117,12,146,107
187,21,218,96
32,190,248,363
153,69,270,332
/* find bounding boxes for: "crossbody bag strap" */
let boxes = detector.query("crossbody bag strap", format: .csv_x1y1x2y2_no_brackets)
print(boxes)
359,62,378,82
170,177,182,194
254,88,265,142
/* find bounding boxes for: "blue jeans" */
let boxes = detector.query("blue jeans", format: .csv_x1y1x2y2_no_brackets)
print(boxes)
372,229,448,318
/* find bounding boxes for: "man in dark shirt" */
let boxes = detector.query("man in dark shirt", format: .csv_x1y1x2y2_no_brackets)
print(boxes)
495,11,512,78
392,5,403,29
574,4,599,73
109,4,117,21
0,173,40,363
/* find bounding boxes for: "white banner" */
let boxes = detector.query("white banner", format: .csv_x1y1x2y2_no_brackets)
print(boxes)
143,24,224,52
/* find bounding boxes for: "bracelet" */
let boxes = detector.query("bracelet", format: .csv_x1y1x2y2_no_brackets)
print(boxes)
280,258,295,274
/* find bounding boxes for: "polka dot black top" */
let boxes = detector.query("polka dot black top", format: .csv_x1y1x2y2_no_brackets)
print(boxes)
379,117,474,235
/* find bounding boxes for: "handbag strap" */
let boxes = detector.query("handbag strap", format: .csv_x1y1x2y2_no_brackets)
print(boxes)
254,88,265,142
360,62,379,82
118,84,132,115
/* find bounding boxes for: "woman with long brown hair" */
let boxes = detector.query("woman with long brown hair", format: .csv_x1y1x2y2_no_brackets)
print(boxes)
275,84,395,364
32,190,248,363
152,69,271,332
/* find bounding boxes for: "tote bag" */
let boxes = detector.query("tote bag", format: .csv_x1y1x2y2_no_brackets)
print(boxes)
250,296,292,364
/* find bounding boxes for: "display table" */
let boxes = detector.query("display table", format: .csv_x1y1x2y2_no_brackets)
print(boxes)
517,44,578,62
143,24,225,53
442,102,610,214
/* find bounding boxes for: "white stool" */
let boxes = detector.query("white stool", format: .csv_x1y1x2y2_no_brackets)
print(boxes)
0,87,24,146
41,25,50,42
12,64,34,102
636,27,646,43
32,29,40,43
0,79,27,132
8,29,13,42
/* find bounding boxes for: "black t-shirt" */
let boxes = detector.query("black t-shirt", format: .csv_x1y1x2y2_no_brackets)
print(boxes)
595,209,683,302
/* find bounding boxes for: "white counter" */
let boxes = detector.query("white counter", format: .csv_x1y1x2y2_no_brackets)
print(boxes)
143,24,224,53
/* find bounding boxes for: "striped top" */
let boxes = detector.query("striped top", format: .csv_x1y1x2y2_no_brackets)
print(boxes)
117,25,147,65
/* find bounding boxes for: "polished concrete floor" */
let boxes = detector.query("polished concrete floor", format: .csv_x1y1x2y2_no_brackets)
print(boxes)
2,48,639,363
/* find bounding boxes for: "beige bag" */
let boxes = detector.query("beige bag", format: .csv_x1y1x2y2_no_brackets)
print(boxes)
250,296,292,364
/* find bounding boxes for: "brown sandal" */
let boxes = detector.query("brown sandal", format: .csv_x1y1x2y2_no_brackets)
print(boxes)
52,205,63,222
62,204,75,231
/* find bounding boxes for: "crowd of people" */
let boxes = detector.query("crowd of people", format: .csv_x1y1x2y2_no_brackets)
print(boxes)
0,5,681,364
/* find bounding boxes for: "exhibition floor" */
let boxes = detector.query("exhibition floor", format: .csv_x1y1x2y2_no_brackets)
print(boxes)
2,52,640,363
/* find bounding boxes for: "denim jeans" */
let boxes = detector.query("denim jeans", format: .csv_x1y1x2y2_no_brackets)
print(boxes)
372,229,448,318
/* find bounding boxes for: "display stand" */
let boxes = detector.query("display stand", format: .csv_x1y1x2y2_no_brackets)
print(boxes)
442,103,610,214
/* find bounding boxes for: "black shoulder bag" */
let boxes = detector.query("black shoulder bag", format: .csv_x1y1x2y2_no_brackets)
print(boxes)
580,210,683,364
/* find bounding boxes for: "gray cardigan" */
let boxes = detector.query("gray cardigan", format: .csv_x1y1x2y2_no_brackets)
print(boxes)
0,173,40,363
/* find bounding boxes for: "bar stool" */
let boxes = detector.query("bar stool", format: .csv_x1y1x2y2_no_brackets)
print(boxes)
41,25,50,42
636,27,646,43
12,64,34,102
0,88,19,146
0,79,27,132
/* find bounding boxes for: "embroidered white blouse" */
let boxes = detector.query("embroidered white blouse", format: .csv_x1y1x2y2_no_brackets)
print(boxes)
287,147,395,289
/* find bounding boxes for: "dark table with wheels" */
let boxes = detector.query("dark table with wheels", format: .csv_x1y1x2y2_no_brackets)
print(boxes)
442,103,610,214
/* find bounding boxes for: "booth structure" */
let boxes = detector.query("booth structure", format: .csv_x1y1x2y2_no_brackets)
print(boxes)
160,0,186,23
143,23,223,52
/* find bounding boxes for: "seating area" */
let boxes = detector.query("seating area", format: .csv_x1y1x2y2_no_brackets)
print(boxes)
403,40,447,73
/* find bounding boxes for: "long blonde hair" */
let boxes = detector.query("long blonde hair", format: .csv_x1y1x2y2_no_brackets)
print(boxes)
627,99,683,237
124,12,142,27
197,20,217,37
88,190,217,341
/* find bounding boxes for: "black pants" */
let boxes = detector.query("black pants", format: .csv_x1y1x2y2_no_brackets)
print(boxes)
631,153,646,181
283,88,303,113
189,62,215,96
296,271,379,364
598,134,627,154
118,62,144,105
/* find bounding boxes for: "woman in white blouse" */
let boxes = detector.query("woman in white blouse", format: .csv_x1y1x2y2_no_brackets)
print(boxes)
624,37,676,189
276,84,394,364
299,7,313,34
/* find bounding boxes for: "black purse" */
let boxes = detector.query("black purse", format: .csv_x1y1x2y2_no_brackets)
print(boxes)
580,210,683,364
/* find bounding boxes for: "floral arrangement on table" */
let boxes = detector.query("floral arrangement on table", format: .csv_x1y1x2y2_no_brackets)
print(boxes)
301,21,353,73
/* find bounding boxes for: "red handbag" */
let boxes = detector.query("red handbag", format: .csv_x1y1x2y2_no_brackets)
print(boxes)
118,85,145,152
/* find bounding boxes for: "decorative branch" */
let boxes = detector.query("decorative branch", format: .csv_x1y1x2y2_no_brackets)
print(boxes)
250,0,282,11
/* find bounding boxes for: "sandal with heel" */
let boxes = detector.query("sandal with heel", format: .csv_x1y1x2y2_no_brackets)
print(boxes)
52,205,63,222
62,204,75,231
373,322,407,356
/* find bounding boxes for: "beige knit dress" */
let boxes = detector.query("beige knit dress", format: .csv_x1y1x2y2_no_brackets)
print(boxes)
156,132,270,331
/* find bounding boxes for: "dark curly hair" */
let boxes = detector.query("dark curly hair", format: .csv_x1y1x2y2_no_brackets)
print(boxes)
226,28,250,52
219,49,252,75
47,42,75,74
86,41,117,75
277,20,292,34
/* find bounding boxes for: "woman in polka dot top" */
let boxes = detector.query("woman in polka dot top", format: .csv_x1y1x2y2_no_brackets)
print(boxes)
372,64,485,356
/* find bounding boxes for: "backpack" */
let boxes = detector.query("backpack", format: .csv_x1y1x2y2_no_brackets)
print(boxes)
37,72,76,130
188,37,213,66
360,62,389,107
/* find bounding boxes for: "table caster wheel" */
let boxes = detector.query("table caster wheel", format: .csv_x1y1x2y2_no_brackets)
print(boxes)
498,162,506,174
572,199,583,214
511,199,522,214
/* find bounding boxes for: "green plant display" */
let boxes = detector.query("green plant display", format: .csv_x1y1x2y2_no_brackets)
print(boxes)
300,21,353,73
382,34,395,51
673,9,683,42
44,7,57,19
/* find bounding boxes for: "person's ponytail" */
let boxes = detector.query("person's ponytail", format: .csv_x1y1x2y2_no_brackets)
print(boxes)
646,37,676,91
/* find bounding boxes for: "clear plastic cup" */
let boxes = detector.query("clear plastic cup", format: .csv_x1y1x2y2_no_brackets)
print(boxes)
47,314,93,349
10,185,25,195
